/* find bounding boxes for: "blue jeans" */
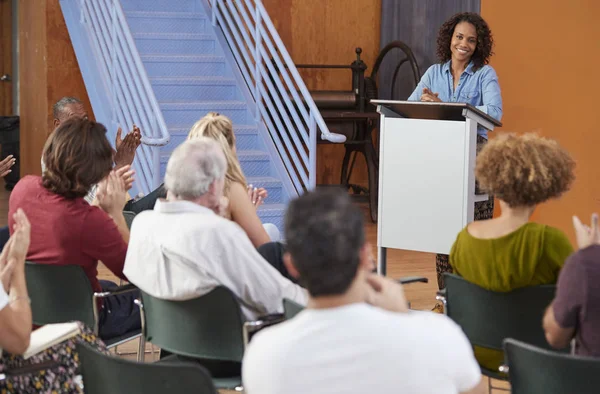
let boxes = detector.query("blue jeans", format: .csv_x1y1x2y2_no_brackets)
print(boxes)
98,280,141,340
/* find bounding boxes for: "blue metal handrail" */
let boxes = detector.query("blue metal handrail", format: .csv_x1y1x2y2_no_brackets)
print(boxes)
79,0,170,191
210,0,345,192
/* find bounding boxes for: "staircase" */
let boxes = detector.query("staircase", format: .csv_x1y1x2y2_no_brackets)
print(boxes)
123,0,291,231
60,0,345,234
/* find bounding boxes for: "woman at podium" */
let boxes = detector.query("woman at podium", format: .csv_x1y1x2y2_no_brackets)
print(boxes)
407,12,503,300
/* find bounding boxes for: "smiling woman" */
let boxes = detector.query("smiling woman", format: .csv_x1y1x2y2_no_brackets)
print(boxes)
407,12,503,300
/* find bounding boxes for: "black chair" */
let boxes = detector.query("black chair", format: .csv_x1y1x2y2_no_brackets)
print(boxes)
123,210,136,229
503,338,600,394
437,273,567,391
77,342,217,394
25,262,141,355
136,286,282,390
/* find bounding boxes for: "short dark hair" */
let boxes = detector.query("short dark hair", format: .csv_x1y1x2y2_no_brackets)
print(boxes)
436,12,494,71
52,97,82,119
284,188,365,297
42,118,113,199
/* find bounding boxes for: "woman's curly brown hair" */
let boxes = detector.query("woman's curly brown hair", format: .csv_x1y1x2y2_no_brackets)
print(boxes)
42,118,113,199
436,12,494,71
475,133,575,207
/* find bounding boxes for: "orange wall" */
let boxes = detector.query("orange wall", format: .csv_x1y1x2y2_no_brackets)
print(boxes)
481,0,600,243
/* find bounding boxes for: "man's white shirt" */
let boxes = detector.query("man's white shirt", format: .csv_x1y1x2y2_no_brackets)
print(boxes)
123,199,307,319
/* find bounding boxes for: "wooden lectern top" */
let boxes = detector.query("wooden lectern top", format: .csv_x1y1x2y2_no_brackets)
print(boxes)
371,100,502,128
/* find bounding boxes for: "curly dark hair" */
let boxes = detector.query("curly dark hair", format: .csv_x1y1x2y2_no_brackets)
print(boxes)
436,12,494,71
42,118,113,199
475,133,575,208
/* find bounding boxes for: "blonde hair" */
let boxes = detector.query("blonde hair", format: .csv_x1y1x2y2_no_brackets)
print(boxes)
187,112,247,193
475,133,575,207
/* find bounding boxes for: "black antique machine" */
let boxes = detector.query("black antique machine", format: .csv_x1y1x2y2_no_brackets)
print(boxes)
296,41,421,222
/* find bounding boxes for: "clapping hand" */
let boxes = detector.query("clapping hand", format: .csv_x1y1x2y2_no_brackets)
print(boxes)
97,166,130,215
573,213,600,250
114,125,142,168
420,87,441,102
366,273,409,313
0,155,16,177
247,184,268,209
0,209,31,291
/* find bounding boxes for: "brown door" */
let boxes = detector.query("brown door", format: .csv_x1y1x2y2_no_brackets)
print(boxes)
0,0,13,116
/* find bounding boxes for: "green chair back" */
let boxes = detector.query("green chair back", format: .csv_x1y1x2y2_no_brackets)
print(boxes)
444,273,561,352
504,338,600,394
140,287,245,362
283,298,304,320
25,261,95,328
123,211,136,229
77,343,217,394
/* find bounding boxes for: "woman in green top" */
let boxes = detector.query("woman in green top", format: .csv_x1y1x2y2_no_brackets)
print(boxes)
449,133,576,372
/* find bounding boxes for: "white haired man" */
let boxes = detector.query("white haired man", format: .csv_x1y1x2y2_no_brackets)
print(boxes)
123,138,307,319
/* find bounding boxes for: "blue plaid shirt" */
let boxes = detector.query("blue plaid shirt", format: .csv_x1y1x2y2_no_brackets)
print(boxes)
408,61,503,139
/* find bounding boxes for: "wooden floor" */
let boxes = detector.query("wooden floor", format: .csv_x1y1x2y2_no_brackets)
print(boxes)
0,184,509,392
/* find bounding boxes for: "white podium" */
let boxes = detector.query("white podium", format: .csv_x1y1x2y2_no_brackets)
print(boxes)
372,100,502,275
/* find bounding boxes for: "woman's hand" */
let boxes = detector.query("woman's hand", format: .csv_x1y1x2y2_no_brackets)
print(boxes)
247,184,268,209
0,209,31,291
97,167,129,215
573,213,600,249
0,155,16,177
420,87,442,102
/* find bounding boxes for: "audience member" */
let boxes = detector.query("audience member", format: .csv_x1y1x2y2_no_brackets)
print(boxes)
8,118,140,339
543,213,600,355
188,112,279,246
123,138,307,320
48,96,141,204
243,189,485,394
0,210,108,393
448,133,575,370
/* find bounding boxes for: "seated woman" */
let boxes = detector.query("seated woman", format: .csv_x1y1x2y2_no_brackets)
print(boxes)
187,112,279,247
449,133,576,371
0,209,107,394
8,118,140,340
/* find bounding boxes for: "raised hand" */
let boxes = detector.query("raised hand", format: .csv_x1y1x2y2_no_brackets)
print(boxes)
247,184,268,209
573,213,600,250
0,209,31,291
96,167,129,215
366,273,409,313
0,155,16,177
114,125,142,168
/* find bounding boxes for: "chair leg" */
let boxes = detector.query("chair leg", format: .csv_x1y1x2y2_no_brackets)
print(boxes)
137,336,145,362
340,146,353,187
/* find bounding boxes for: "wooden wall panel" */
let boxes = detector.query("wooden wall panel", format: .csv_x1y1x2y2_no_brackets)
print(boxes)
18,0,93,176
18,0,48,176
45,0,94,132
263,0,381,186
0,0,13,115
481,0,600,244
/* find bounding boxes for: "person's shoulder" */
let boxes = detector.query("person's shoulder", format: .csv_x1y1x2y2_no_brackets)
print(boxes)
476,64,499,78
244,318,300,362
567,244,600,268
540,225,573,248
13,175,42,192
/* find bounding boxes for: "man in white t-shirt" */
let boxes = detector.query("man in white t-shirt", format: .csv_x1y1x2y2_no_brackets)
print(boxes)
242,189,485,394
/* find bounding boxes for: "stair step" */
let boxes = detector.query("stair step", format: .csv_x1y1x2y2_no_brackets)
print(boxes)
140,55,229,77
160,149,271,178
257,203,286,233
126,12,207,35
151,77,239,101
165,125,260,151
159,101,250,125
133,33,218,56
121,0,198,13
